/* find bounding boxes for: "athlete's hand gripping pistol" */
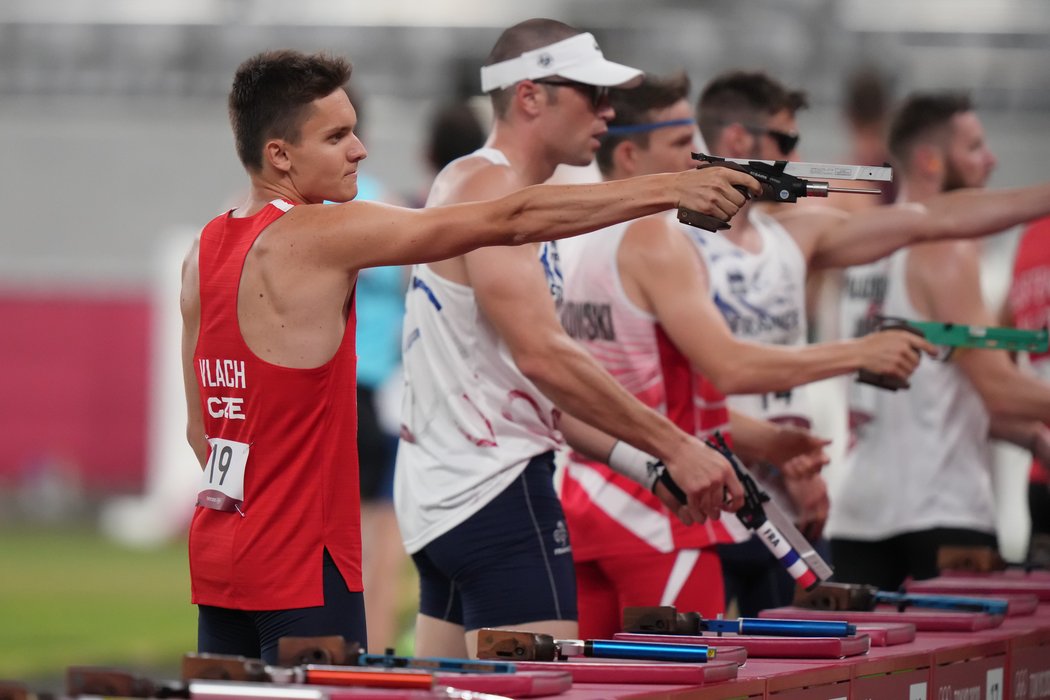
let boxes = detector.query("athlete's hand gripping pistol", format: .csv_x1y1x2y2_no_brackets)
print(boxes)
654,432,833,591
677,153,889,231
856,315,1050,390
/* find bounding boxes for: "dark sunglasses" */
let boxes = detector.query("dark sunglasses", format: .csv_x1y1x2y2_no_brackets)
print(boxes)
748,126,800,156
533,78,610,109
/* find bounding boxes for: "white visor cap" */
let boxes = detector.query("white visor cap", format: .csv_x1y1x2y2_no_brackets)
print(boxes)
480,32,643,93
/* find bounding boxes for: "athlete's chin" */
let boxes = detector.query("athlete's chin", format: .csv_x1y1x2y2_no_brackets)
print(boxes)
565,150,597,168
331,185,359,203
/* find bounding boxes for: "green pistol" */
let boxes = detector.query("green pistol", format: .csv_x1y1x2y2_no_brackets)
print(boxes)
858,315,1048,390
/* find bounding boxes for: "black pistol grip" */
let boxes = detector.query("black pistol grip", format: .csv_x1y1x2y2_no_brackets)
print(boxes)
678,206,730,231
856,368,909,391
855,319,924,391
678,159,756,231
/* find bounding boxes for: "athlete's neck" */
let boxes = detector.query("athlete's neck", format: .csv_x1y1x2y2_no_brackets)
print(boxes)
236,179,302,217
895,178,942,205
486,124,560,185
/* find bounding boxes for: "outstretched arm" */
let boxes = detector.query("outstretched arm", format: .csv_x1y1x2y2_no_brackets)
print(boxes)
281,165,761,273
913,240,1050,422
801,181,1050,271
620,216,932,394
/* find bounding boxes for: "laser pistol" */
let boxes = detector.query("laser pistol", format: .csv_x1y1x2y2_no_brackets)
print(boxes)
622,605,855,638
475,629,715,663
794,581,1009,615
678,153,888,231
857,315,1050,390
653,432,833,590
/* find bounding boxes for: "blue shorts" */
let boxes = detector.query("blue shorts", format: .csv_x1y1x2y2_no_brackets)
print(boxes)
197,549,367,664
412,452,577,631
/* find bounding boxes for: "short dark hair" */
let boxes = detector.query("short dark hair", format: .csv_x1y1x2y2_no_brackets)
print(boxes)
596,72,691,177
843,66,893,129
425,101,486,172
483,18,581,118
697,71,808,146
887,92,972,167
229,50,352,172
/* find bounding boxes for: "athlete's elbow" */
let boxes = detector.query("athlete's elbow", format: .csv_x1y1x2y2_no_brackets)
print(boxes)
979,387,1020,418
499,190,556,246
917,209,963,243
700,360,755,395
515,350,556,387
708,373,745,395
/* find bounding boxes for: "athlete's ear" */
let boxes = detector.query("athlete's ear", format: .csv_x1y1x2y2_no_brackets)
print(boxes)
516,80,547,118
721,123,754,160
265,139,292,173
913,143,944,179
611,139,638,177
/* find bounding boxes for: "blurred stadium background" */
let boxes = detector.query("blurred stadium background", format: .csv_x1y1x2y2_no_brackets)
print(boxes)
2,0,1050,687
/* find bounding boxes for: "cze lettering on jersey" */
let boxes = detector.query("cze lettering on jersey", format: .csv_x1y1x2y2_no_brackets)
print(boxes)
199,358,248,421
207,396,246,420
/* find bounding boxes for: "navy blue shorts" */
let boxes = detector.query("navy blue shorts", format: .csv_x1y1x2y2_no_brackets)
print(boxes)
197,549,367,664
412,452,577,631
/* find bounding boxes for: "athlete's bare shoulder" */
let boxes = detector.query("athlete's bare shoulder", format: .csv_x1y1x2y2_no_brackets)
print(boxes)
622,211,679,251
622,212,706,279
427,153,525,207
180,236,202,317
770,200,849,229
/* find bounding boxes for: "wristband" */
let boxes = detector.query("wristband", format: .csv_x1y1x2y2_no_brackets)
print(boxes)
607,441,663,490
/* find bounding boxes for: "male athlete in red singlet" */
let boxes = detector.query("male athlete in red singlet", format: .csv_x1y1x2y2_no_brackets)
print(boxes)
181,48,760,662
1005,216,1050,564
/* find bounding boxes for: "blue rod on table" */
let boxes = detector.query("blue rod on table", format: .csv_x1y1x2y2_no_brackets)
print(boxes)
581,639,715,663
358,653,516,674
703,617,856,638
873,591,1008,615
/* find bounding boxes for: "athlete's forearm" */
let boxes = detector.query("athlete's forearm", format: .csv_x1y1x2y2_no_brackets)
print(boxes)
701,338,861,395
921,182,1050,243
497,174,680,246
809,182,1050,271
558,412,617,464
989,415,1044,450
519,334,690,464
728,411,782,464
958,350,1050,422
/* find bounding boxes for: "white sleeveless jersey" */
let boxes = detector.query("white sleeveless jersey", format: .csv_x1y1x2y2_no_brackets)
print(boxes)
394,148,564,553
557,217,747,558
686,208,811,428
687,208,812,519
829,249,994,540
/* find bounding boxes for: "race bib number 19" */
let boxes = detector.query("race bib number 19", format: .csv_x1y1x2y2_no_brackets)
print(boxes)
197,437,249,513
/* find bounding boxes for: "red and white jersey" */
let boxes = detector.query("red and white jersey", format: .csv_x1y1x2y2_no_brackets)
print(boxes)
395,148,565,554
190,200,363,610
1007,216,1050,484
558,216,747,562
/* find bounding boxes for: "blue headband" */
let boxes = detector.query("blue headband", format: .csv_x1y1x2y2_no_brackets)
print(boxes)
604,118,696,136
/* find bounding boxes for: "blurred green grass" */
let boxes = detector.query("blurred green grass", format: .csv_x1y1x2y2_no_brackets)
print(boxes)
0,525,420,689
0,527,196,681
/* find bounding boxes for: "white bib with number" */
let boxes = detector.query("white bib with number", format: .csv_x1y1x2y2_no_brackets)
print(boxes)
197,437,250,513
